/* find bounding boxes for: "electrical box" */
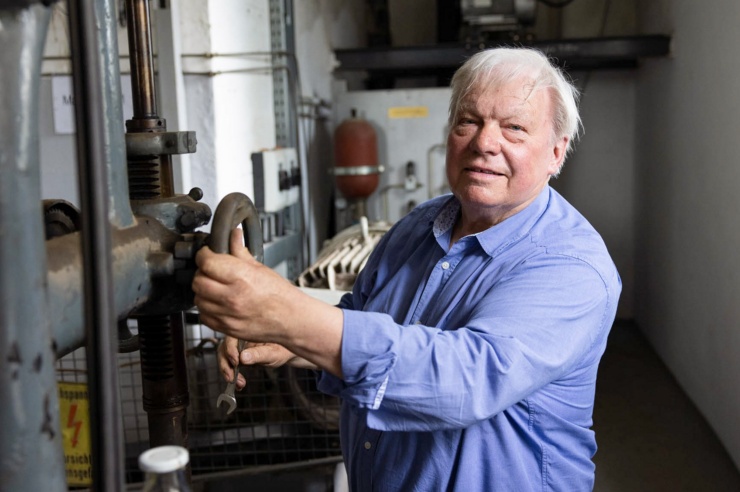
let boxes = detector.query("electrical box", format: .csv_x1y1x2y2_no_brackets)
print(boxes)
252,147,300,213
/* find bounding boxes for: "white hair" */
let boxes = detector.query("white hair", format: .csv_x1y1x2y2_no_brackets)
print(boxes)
448,47,582,164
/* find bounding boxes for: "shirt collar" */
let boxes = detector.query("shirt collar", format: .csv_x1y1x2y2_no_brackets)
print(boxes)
432,186,551,257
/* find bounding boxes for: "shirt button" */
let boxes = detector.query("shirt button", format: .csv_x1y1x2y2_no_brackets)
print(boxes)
441,261,450,270
364,441,372,450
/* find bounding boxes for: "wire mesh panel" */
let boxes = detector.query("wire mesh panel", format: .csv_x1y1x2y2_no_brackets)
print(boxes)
56,315,342,488
185,319,342,475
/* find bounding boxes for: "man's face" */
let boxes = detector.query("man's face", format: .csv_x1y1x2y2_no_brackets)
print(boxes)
446,78,568,227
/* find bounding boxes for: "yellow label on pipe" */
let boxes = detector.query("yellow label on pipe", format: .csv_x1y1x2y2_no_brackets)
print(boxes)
58,381,92,487
388,106,429,119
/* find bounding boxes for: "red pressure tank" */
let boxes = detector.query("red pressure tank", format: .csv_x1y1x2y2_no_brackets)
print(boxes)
333,110,381,200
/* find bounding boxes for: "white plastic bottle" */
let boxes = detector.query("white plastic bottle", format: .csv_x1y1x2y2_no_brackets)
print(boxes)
138,445,192,492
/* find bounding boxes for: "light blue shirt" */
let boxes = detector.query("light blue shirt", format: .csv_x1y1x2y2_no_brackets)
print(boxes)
318,186,621,491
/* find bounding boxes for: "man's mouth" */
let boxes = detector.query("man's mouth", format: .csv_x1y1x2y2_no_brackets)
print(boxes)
465,166,504,176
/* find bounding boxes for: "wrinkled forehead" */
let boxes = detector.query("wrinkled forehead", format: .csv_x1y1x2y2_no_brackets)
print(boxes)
459,74,553,115
467,79,540,104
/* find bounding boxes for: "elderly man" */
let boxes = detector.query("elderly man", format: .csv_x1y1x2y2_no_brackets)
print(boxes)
193,47,621,491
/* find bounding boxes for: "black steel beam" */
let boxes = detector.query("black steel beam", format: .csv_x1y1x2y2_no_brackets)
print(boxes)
334,35,671,74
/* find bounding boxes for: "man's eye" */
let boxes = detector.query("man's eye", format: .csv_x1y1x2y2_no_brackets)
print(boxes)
509,124,523,131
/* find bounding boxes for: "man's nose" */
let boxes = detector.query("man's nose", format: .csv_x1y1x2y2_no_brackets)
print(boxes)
471,122,502,154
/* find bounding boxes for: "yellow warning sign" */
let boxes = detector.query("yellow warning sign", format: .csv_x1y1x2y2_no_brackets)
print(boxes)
388,106,429,119
58,381,92,487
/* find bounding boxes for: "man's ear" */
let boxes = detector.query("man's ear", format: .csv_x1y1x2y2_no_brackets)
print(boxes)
548,136,569,176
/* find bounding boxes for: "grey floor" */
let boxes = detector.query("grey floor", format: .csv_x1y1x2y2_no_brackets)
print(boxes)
593,321,740,491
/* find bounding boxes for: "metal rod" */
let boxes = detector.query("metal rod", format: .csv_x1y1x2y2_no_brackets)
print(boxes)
0,4,67,491
125,0,158,119
66,0,126,489
124,0,175,198
125,0,189,467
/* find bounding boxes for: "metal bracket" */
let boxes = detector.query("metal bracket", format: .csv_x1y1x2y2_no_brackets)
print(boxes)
330,165,385,176
125,130,197,156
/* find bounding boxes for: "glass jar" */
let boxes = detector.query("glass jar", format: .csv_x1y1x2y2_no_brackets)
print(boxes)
138,445,192,492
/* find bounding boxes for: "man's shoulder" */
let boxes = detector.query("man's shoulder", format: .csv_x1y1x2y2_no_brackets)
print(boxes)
529,188,618,277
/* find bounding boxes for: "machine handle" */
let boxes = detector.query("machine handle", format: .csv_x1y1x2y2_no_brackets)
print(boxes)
208,192,264,262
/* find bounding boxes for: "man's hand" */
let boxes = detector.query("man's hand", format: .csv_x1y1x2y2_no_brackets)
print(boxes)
193,229,288,341
218,336,318,390
193,228,345,378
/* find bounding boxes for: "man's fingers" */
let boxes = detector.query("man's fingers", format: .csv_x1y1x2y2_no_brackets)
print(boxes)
241,343,294,368
194,247,246,284
194,244,214,269
217,337,248,390
230,228,255,262
218,336,240,365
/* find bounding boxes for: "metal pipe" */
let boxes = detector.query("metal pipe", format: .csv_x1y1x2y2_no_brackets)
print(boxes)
125,0,175,199
0,4,67,492
124,0,189,461
209,192,265,261
125,0,158,119
138,313,190,450
66,0,126,488
427,143,446,200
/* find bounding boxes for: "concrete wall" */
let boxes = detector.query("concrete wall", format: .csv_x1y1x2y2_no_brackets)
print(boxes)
178,0,276,221
635,0,740,469
545,0,639,319
553,70,636,319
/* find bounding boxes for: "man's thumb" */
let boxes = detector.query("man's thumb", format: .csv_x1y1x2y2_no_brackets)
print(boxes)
229,228,254,260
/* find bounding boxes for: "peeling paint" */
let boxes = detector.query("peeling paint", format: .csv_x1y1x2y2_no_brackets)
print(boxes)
7,342,22,365
8,342,22,380
40,394,55,440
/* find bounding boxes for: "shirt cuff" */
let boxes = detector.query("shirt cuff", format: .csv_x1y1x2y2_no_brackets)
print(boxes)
317,308,399,409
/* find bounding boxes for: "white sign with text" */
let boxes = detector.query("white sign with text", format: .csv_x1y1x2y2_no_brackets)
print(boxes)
52,75,134,135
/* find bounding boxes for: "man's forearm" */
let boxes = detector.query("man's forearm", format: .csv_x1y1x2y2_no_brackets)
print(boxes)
272,287,344,378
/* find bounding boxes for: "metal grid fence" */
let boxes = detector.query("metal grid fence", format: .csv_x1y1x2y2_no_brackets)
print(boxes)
56,315,342,486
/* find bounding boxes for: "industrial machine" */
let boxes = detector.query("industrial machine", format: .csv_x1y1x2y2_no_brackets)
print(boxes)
459,0,537,41
0,0,268,490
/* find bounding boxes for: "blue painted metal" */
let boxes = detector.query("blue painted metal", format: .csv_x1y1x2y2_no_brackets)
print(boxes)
0,4,67,491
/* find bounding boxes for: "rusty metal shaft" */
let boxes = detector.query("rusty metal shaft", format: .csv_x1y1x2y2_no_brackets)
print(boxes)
124,0,188,454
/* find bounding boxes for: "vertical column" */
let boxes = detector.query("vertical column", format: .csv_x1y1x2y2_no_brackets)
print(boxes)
0,4,67,492
66,0,128,488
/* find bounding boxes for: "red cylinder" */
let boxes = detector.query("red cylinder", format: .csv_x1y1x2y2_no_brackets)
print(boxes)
333,113,380,199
